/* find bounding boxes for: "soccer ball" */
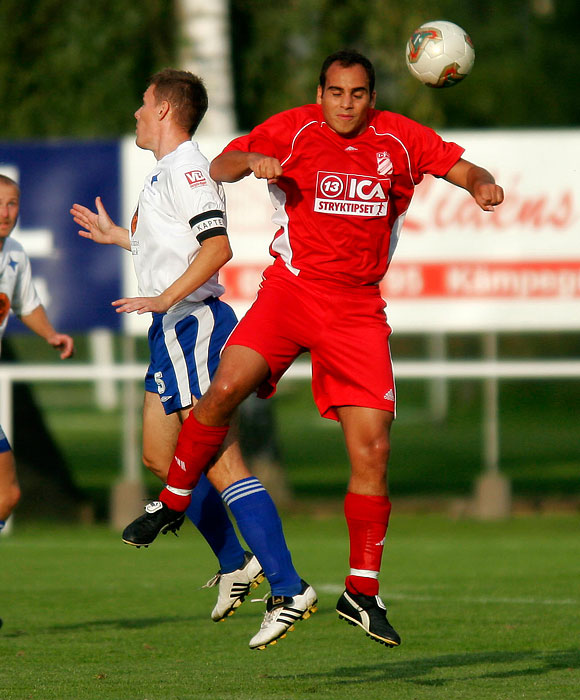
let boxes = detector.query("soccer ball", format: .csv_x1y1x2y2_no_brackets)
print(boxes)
406,20,475,88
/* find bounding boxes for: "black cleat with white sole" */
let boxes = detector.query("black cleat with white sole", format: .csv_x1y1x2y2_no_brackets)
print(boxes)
122,501,185,547
336,590,401,647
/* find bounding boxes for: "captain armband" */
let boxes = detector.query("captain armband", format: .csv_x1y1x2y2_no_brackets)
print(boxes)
189,209,227,243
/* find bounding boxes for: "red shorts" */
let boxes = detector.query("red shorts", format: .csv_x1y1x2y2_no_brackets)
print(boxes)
225,263,395,421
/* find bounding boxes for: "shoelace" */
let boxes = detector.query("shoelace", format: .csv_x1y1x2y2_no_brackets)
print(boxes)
258,607,280,629
251,591,270,604
201,573,221,590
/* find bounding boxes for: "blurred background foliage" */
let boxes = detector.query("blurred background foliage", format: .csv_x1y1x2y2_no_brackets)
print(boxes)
231,0,580,129
1,0,578,138
0,0,175,137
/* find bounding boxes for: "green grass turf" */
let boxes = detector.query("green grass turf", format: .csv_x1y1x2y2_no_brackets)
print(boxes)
1,514,579,700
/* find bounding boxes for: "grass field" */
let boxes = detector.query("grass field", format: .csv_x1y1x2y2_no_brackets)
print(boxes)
2,334,579,698
1,514,579,700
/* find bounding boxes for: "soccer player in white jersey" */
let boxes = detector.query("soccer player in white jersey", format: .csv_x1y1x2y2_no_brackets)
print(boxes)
123,51,504,649
71,69,316,648
0,174,74,534
0,174,74,629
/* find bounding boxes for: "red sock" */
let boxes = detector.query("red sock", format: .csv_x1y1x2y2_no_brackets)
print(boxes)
160,412,229,511
344,492,392,597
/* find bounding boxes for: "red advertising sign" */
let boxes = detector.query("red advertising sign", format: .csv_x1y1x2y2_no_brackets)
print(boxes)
122,131,580,334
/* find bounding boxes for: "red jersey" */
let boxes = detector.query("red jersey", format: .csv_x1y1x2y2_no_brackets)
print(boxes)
223,104,464,286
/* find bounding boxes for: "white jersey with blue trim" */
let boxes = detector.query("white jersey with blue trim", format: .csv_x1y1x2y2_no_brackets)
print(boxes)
130,139,227,306
0,237,42,347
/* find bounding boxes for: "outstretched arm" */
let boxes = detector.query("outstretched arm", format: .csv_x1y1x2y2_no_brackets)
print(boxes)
210,151,283,184
20,305,74,359
444,158,504,212
70,196,131,250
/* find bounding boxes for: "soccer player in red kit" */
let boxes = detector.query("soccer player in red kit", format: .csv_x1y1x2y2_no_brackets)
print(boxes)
124,49,504,648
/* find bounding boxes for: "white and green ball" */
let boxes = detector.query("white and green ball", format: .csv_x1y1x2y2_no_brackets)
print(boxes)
406,20,475,88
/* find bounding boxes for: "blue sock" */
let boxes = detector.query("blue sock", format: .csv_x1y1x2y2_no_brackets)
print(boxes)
185,473,245,574
0,520,5,532
222,477,301,597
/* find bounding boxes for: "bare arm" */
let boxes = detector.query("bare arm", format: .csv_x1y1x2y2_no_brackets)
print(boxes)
70,196,131,250
210,151,283,184
444,158,504,212
112,234,233,315
20,305,74,359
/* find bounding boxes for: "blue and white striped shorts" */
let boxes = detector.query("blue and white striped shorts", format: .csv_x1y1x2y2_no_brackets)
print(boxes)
145,297,237,415
0,424,11,453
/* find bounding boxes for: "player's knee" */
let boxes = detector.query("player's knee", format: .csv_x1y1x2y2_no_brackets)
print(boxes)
369,432,391,463
0,483,21,518
352,434,391,475
376,434,391,465
202,379,243,418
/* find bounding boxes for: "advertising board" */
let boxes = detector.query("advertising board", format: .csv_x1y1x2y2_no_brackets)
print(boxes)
4,131,578,336
0,142,122,332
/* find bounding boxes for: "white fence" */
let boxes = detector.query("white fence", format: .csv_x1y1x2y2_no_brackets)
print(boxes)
2,357,579,477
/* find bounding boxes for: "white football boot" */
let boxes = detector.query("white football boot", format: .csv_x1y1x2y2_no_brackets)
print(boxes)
249,580,317,650
204,552,264,622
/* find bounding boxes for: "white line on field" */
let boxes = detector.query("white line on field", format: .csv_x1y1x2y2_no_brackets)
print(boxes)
316,584,578,606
